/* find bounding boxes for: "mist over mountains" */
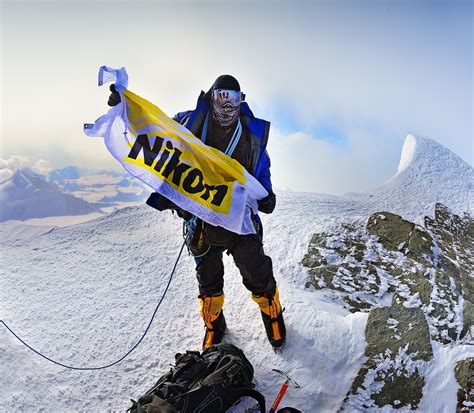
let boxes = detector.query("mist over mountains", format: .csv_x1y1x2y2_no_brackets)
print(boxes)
0,165,149,222
47,166,149,205
0,170,99,222
0,134,471,224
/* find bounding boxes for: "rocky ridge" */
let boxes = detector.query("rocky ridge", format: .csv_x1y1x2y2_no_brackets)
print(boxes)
302,203,473,410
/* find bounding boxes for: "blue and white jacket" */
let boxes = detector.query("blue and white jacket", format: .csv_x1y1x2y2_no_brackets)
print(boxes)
173,90,273,192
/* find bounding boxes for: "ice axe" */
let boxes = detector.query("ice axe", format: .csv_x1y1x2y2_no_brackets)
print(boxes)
245,369,301,413
269,369,301,413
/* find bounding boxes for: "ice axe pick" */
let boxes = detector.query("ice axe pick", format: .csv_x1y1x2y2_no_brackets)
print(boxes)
269,369,301,413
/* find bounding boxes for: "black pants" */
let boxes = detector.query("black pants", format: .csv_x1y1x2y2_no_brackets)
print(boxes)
195,234,276,297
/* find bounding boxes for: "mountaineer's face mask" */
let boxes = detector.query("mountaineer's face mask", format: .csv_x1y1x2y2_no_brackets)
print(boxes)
211,89,243,127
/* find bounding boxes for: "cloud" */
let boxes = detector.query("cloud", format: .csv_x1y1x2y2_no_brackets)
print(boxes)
0,155,53,177
30,159,53,176
0,155,31,170
0,168,14,183
268,126,402,195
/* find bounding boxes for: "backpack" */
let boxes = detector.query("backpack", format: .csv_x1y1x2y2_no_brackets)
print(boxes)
128,343,266,413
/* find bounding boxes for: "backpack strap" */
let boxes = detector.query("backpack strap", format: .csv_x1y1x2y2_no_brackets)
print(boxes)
141,395,179,413
224,387,266,413
174,383,266,413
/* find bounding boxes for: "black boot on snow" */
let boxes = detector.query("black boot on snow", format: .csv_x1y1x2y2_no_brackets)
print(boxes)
261,309,286,351
200,293,227,350
202,311,227,350
252,288,287,350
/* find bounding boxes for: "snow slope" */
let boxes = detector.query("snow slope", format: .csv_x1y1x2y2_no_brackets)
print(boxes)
0,194,369,412
0,170,100,222
1,135,472,412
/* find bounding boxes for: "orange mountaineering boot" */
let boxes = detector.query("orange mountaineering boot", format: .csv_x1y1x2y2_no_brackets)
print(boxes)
200,292,227,350
252,288,286,351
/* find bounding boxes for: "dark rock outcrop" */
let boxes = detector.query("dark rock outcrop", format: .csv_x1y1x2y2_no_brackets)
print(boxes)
454,358,473,413
302,204,473,410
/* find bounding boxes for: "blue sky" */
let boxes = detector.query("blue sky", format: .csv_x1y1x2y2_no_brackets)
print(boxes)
1,0,472,194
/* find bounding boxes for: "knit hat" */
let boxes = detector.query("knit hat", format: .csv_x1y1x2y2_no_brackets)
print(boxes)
212,75,240,92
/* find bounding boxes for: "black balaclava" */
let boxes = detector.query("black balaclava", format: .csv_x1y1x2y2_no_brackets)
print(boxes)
211,75,241,127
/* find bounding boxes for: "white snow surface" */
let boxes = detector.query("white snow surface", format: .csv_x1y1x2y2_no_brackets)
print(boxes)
419,342,473,413
1,195,368,412
1,134,472,412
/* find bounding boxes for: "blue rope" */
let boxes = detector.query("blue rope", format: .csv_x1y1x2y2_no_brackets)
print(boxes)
201,112,210,144
0,238,187,371
224,119,242,156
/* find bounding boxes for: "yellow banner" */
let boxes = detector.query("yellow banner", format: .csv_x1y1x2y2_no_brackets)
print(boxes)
123,90,247,215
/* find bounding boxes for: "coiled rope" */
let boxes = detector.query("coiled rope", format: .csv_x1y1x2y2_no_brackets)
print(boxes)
0,238,186,371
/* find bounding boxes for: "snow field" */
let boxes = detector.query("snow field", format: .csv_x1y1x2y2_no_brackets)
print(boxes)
1,195,369,412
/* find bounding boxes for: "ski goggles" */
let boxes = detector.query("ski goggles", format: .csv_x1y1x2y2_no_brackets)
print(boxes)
212,89,244,107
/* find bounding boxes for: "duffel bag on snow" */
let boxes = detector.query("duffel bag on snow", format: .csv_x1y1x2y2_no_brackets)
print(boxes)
128,342,265,413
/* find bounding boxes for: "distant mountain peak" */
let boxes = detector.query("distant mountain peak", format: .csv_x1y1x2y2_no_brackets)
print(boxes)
11,170,33,188
10,169,50,190
48,166,83,182
352,134,474,222
0,169,100,222
391,134,471,181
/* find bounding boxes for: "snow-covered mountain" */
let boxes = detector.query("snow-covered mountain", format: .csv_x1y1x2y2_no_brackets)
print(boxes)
0,170,100,222
48,165,85,182
353,134,473,222
0,135,472,412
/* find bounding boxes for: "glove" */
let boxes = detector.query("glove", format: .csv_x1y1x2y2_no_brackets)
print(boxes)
146,193,193,220
257,191,276,214
176,207,193,221
146,193,175,211
107,84,121,106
